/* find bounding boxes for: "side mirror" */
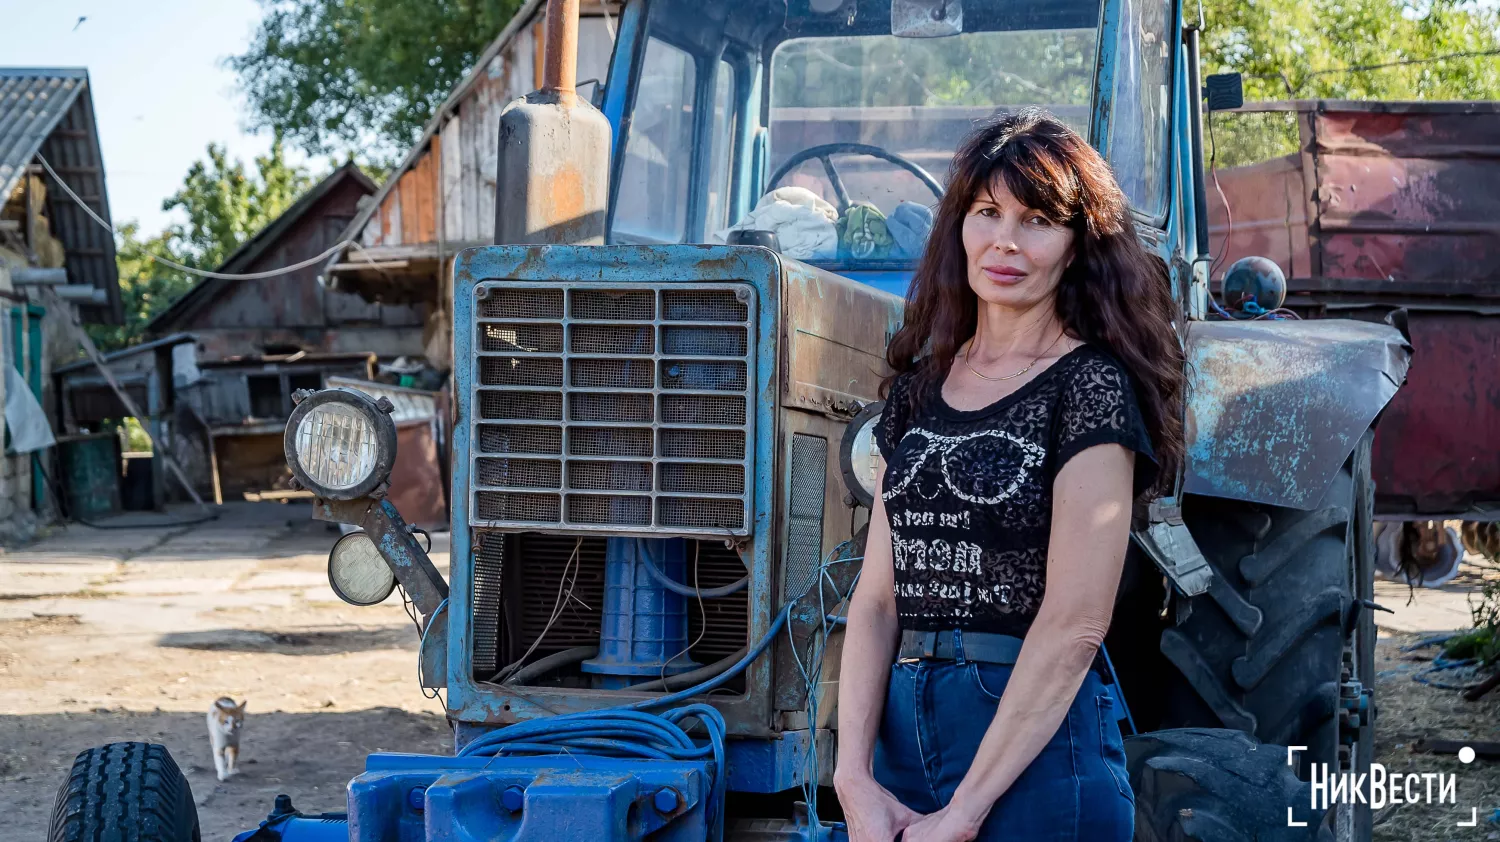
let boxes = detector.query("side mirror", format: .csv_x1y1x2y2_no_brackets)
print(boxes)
1205,73,1244,112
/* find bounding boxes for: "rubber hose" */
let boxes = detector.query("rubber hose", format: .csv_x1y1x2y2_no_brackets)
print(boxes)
626,605,790,711
504,646,599,685
639,548,749,599
622,645,751,692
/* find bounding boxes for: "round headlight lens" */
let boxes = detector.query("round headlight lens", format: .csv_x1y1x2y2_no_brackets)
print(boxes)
294,401,379,491
839,401,885,509
328,531,396,606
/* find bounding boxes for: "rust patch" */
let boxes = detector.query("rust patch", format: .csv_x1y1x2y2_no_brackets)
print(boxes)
547,164,585,221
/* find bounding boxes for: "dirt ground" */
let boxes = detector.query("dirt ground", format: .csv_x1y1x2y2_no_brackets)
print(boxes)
0,503,452,840
2,503,1499,840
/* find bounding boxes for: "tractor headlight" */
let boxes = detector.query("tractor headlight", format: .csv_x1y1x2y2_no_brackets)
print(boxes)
284,389,397,500
327,530,396,606
839,400,885,509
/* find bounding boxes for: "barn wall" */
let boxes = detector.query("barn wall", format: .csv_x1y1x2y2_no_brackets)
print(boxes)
186,175,427,359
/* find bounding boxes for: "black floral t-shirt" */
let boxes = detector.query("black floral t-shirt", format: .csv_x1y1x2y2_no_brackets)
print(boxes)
876,344,1156,637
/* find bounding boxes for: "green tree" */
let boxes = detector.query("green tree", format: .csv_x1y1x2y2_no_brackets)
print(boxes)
92,141,316,352
1205,0,1500,101
162,140,314,270
1202,0,1500,166
230,0,522,161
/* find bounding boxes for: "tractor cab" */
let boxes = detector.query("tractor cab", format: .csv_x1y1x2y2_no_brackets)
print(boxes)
600,0,1172,298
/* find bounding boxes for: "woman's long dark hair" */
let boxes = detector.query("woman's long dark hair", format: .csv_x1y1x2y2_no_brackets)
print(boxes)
885,107,1185,487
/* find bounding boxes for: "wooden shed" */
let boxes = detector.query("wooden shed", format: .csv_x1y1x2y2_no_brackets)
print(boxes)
146,163,429,363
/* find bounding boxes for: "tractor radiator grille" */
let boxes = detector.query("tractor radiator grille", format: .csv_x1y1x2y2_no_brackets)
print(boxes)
470,282,757,536
470,532,749,679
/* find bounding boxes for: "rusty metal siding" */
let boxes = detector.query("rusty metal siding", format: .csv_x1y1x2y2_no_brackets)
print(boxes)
1369,312,1500,514
1209,100,1500,515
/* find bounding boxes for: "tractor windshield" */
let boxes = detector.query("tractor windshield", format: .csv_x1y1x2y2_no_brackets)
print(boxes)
611,0,1106,269
767,28,1096,253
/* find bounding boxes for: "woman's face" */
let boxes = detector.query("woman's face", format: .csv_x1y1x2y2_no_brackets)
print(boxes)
961,179,1076,313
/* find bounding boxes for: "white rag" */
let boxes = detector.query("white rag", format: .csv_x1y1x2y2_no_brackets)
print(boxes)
5,365,55,453
719,187,839,260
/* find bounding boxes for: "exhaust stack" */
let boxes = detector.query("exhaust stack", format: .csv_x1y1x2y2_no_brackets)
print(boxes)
493,0,611,245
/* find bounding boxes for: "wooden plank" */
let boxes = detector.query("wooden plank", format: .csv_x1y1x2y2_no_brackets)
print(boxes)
441,114,465,243
398,169,419,244
415,139,437,244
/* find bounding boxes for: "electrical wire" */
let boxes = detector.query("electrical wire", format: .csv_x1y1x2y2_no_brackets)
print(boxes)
419,597,449,704
782,541,862,830
493,537,585,684
35,153,362,282
1246,47,1500,86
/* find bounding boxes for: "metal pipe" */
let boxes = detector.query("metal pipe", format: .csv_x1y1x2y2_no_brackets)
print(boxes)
543,0,579,94
1185,25,1211,261
11,267,67,285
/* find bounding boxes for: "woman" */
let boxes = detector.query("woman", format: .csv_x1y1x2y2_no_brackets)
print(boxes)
833,108,1185,842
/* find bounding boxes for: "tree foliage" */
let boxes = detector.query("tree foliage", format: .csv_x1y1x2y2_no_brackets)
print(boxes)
230,0,522,161
92,141,315,351
1202,0,1500,166
162,140,314,270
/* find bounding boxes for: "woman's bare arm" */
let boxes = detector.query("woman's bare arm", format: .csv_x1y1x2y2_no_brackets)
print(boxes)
927,443,1135,836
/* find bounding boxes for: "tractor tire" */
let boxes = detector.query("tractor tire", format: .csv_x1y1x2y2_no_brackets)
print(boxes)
1161,433,1375,835
1128,728,1332,841
48,742,200,842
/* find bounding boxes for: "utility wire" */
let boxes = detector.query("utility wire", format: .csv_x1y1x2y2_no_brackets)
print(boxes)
1244,47,1500,84
35,153,360,282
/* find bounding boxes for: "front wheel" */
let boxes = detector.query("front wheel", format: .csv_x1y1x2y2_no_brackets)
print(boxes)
48,742,200,842
1162,433,1375,836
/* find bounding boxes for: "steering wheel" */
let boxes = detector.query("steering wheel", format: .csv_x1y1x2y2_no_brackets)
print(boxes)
764,142,944,214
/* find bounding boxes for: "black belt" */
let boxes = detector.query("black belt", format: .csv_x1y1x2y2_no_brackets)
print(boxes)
898,629,1022,664
896,629,1114,682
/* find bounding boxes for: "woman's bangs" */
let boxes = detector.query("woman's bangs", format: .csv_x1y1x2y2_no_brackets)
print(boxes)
982,142,1078,224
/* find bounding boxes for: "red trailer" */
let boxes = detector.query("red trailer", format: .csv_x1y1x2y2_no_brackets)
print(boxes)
1208,101,1500,516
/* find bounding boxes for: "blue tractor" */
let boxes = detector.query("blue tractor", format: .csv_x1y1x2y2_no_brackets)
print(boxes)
49,0,1410,839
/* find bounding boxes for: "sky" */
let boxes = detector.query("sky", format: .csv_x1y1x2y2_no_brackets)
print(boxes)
2,0,329,234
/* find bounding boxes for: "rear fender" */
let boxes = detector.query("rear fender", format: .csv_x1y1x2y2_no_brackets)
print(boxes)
1183,318,1411,510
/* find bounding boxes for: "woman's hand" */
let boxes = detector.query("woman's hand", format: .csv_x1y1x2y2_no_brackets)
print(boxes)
834,771,921,842
898,804,984,842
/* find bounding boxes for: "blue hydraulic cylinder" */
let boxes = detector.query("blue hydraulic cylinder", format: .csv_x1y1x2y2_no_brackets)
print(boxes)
582,537,700,688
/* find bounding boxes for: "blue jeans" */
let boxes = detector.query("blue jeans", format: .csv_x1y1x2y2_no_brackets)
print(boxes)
872,653,1134,841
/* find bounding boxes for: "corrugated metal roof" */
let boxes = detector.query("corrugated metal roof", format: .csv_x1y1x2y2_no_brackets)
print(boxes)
0,68,87,200
0,68,122,324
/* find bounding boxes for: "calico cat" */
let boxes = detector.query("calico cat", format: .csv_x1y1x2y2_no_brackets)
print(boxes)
207,697,247,781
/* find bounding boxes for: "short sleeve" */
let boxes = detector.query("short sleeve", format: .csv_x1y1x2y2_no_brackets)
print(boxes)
875,372,914,463
1054,352,1158,495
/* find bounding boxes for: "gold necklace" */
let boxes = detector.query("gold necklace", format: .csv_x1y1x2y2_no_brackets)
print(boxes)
963,331,1066,382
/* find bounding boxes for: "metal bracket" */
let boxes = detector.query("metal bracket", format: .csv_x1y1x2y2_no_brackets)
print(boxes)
1132,498,1214,597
